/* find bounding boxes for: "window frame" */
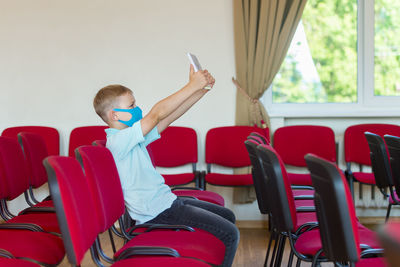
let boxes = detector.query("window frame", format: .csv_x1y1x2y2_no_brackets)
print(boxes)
263,0,400,118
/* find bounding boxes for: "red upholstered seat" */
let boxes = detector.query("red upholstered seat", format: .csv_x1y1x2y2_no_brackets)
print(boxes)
352,172,375,184
147,126,225,206
111,257,211,267
204,173,253,186
75,145,226,266
0,230,64,265
68,125,107,157
305,154,384,266
0,258,41,267
172,189,225,206
273,125,337,186
114,230,225,265
1,126,60,156
344,124,400,200
0,137,59,233
355,257,387,267
287,173,313,186
205,126,269,187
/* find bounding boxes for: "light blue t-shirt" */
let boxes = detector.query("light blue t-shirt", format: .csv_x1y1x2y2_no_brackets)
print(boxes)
105,122,177,224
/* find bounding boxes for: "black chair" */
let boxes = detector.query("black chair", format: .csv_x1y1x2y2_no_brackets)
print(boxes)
305,154,385,266
364,132,398,221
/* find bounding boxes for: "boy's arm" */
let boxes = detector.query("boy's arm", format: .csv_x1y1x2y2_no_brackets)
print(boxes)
140,65,213,136
157,88,208,133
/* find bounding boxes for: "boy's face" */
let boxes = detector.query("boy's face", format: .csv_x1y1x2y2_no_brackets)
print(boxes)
112,92,137,123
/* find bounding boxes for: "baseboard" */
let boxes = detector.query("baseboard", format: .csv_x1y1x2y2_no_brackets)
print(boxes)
236,220,269,229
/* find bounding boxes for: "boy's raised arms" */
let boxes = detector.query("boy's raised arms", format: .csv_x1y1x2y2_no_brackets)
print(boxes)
140,65,214,136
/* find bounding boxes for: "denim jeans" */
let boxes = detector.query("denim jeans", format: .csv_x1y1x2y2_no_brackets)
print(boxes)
146,197,240,267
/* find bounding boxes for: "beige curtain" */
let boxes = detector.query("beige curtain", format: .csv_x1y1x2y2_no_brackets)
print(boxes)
232,0,307,203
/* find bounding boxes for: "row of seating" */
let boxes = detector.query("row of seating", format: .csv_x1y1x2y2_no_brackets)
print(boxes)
4,123,400,190
245,135,387,266
0,132,228,265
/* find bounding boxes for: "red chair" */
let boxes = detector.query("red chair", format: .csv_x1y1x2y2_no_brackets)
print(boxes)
204,126,268,188
255,144,380,266
18,132,53,204
44,155,211,267
273,125,337,186
305,154,385,266
344,123,400,197
147,126,224,206
365,132,398,221
0,137,59,234
75,145,226,266
1,126,60,156
68,125,107,156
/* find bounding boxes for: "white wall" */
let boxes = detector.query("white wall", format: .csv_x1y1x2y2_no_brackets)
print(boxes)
1,1,262,219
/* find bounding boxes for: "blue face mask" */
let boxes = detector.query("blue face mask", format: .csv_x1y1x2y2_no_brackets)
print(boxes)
113,106,143,127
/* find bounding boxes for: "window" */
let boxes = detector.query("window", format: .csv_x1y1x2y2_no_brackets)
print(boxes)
264,0,400,116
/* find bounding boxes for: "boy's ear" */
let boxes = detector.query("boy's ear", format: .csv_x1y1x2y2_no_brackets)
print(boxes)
108,110,118,122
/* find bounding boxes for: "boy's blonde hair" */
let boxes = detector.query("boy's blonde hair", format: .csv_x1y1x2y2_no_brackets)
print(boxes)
93,84,132,123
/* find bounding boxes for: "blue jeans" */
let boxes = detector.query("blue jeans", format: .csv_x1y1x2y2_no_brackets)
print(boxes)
146,197,240,267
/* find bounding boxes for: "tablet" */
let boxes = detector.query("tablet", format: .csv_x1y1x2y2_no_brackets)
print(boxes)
187,53,203,72
187,53,211,89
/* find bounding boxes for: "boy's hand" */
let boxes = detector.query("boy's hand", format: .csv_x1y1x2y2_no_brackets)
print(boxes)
189,64,215,90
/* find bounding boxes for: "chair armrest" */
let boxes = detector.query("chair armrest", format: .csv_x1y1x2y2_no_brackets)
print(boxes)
0,223,44,232
128,223,195,235
171,187,203,191
294,195,314,200
295,206,315,212
115,246,180,261
19,206,55,215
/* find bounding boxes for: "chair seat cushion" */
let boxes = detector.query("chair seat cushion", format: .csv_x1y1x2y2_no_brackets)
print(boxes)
292,189,314,198
355,257,386,267
112,257,211,267
33,200,54,207
0,230,64,265
114,230,225,265
162,173,195,186
287,173,313,186
353,172,376,185
295,200,315,209
7,213,60,234
0,258,41,267
173,190,225,206
205,173,253,186
295,226,381,257
296,212,317,231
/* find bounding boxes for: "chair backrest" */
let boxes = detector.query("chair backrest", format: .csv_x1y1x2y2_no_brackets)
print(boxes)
364,132,393,189
147,126,197,167
344,123,400,165
249,131,270,144
205,126,267,168
0,137,30,200
68,126,108,157
44,156,100,266
2,126,60,155
255,144,297,232
75,145,125,232
273,125,337,167
244,139,269,214
92,139,107,147
305,154,360,263
18,132,49,189
383,134,400,195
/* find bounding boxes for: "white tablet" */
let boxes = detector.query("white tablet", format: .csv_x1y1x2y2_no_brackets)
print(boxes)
187,53,211,89
187,53,203,72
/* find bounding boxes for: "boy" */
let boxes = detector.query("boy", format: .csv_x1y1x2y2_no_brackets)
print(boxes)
93,65,239,266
